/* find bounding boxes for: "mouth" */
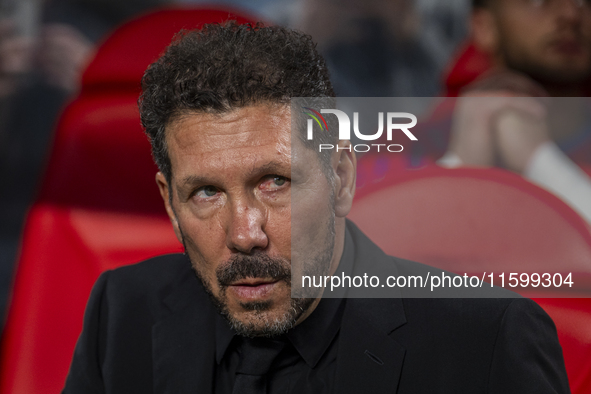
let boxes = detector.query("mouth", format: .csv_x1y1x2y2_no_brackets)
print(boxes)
228,278,281,301
549,39,585,56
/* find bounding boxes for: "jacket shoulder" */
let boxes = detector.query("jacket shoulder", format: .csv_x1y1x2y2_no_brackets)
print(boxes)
105,253,192,291
95,253,203,322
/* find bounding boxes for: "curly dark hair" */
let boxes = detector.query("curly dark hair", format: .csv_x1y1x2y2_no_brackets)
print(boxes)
139,22,336,185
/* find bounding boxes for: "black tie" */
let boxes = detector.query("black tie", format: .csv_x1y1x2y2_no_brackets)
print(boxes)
231,337,286,394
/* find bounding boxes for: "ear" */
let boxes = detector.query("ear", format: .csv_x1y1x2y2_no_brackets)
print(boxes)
332,140,357,218
156,172,183,244
471,8,499,55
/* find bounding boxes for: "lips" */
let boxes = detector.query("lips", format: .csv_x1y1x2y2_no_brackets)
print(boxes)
549,39,585,56
228,279,280,301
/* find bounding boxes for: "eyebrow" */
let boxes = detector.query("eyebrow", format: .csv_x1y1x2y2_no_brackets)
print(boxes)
247,161,291,179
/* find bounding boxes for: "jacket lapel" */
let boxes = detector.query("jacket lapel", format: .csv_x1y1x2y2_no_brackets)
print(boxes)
335,298,407,394
152,264,217,393
334,222,409,394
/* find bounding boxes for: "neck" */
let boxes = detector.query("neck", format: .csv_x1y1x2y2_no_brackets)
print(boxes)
329,217,347,276
489,57,587,96
540,83,585,97
293,217,347,327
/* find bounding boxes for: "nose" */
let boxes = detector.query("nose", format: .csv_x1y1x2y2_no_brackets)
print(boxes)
225,196,269,254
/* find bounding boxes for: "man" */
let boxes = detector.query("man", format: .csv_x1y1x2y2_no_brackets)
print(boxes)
439,0,591,223
63,23,570,393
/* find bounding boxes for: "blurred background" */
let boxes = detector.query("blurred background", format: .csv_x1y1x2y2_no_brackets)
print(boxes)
0,0,471,329
1,1,591,393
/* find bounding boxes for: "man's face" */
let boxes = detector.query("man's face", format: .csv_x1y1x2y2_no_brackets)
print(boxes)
157,104,338,337
487,0,591,84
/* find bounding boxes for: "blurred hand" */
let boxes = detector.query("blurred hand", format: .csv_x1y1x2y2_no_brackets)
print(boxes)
495,109,551,173
36,24,94,92
449,92,546,168
0,19,34,97
448,70,549,172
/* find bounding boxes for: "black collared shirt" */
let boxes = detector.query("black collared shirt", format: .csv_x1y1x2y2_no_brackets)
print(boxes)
213,237,355,394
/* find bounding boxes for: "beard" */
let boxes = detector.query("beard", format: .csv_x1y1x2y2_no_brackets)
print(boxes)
504,52,591,85
180,224,335,338
210,252,315,338
499,33,591,85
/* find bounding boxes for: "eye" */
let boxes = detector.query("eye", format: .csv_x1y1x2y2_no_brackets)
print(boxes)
195,185,219,198
273,177,286,186
260,175,290,191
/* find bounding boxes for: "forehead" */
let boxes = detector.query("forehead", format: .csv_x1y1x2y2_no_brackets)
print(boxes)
168,104,290,149
490,0,591,38
165,104,295,181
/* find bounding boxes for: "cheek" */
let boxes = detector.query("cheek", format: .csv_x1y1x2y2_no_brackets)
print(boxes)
498,11,542,50
266,205,292,253
291,184,334,257
176,198,226,245
177,213,228,278
582,18,591,46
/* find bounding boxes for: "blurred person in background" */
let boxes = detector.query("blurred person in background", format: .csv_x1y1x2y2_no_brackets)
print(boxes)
296,0,469,97
175,0,297,26
438,0,591,223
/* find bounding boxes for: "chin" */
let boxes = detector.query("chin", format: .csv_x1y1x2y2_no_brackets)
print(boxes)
226,305,299,338
536,57,591,83
224,297,315,338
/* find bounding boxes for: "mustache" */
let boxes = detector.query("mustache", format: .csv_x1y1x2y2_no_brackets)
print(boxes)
216,252,291,286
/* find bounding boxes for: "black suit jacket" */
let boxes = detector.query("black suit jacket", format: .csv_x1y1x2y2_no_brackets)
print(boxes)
63,221,570,393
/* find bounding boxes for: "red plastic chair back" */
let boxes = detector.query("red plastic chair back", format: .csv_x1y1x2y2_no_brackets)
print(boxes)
443,42,493,97
0,8,258,394
350,160,591,393
351,162,591,270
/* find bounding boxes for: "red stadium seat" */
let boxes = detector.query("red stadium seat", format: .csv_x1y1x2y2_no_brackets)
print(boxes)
352,161,591,271
350,160,591,393
443,41,493,98
0,8,258,394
